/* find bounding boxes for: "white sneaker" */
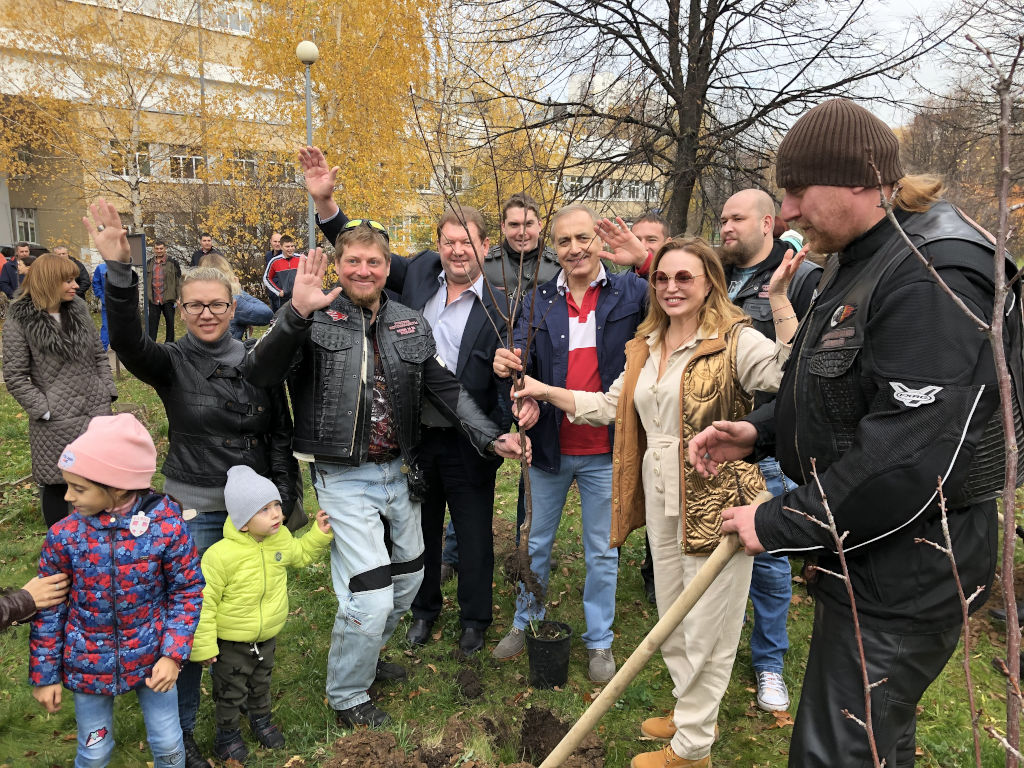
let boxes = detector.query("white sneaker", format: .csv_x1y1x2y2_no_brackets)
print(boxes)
755,669,790,712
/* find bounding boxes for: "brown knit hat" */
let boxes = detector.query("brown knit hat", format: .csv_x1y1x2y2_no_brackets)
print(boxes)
775,99,904,189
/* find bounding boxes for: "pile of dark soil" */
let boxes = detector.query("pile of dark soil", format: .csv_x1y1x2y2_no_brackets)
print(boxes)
320,705,605,768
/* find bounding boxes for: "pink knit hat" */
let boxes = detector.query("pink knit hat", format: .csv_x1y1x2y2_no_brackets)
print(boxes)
58,414,157,490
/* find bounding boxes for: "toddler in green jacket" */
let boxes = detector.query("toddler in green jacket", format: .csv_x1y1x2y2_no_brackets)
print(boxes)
190,465,332,764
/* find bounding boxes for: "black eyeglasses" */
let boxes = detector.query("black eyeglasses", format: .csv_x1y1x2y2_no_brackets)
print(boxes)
653,270,704,287
181,300,232,315
343,219,390,244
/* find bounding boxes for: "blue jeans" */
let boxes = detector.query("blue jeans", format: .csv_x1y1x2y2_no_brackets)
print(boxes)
313,459,424,710
514,454,617,649
749,457,793,674
441,519,458,566
176,511,226,732
99,307,109,350
74,687,183,768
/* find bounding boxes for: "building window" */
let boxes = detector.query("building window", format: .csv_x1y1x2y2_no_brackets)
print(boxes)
626,180,642,200
266,158,296,184
169,146,205,180
644,181,659,202
227,150,258,180
110,141,151,177
451,166,467,192
562,175,580,197
13,208,37,242
215,6,251,33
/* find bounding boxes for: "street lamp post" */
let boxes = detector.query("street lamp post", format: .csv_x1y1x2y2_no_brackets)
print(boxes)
296,40,320,253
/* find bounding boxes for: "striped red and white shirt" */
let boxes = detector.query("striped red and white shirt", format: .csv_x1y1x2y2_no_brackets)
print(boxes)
557,265,611,455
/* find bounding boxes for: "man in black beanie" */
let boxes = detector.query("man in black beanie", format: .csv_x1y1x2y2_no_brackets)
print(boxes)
689,98,1024,767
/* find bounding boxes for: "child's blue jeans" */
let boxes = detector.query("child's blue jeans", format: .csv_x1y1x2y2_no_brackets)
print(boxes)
74,686,184,768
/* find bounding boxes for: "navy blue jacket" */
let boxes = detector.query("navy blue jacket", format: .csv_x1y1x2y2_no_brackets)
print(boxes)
515,270,648,473
0,260,22,298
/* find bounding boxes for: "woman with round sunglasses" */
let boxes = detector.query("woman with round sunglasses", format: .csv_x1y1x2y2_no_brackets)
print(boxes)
83,200,299,768
514,236,805,768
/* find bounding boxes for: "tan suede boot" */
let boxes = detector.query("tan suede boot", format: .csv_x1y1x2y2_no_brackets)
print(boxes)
630,745,710,768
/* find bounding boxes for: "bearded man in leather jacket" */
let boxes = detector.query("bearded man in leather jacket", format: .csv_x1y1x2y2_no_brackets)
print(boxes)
247,225,527,729
690,99,1024,767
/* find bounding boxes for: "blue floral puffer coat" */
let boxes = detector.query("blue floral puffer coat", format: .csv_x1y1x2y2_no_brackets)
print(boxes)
29,493,204,695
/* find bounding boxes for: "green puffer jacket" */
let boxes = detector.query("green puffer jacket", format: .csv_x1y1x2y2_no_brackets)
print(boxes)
190,517,331,661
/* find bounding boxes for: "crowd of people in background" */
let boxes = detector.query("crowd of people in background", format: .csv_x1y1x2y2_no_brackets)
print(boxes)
1,97,1022,768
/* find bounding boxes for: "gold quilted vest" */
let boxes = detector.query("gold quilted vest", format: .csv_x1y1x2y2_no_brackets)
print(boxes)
609,317,767,555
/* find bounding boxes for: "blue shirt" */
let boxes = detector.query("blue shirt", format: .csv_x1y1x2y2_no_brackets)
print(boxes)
421,272,486,371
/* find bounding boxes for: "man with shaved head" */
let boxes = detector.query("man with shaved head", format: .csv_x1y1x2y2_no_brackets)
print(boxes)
719,188,821,713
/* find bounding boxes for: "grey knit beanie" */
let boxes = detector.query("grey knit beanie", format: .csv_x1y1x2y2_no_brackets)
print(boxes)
775,99,904,190
224,465,281,531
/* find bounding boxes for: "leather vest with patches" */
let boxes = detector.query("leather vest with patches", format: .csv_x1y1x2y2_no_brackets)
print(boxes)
610,317,767,555
782,201,1023,506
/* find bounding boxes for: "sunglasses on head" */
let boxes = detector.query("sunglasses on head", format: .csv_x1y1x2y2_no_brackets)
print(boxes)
653,270,704,287
343,218,390,244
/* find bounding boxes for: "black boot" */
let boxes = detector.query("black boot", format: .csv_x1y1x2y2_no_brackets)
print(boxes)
214,728,248,764
181,731,209,768
249,713,285,749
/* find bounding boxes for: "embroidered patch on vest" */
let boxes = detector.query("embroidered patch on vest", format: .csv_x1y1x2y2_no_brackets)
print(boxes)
830,304,856,327
890,382,942,407
389,318,418,335
325,309,348,322
820,327,856,349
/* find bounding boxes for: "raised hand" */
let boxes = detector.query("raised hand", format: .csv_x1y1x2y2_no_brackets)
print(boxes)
298,146,340,207
290,248,343,318
687,420,758,478
768,244,809,298
595,217,647,268
83,199,130,263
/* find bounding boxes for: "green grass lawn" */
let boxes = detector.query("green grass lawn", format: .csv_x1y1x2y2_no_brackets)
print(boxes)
0,318,1018,766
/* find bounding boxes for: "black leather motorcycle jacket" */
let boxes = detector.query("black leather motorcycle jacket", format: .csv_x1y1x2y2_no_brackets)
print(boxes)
747,201,1023,631
248,291,503,475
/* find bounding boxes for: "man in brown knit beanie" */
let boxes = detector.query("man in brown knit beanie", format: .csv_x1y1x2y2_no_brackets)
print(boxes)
689,98,1024,767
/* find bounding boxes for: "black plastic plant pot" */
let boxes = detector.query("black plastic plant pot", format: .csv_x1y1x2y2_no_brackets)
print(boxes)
526,620,573,689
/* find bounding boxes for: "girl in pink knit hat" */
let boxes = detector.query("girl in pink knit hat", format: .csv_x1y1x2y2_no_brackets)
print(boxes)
29,413,204,768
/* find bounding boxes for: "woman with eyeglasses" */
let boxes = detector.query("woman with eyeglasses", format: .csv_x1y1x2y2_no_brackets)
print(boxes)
2,253,116,526
513,236,805,768
83,200,299,768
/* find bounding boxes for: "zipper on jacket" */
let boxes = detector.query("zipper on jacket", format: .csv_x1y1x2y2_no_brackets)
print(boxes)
257,540,266,638
351,310,367,452
108,526,120,691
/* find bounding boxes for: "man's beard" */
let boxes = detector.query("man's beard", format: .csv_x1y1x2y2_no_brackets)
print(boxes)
348,286,383,308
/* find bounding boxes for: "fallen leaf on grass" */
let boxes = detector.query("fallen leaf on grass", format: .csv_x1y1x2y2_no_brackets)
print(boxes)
427,663,438,674
432,631,443,640
768,711,794,728
284,756,307,767
915,747,924,757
